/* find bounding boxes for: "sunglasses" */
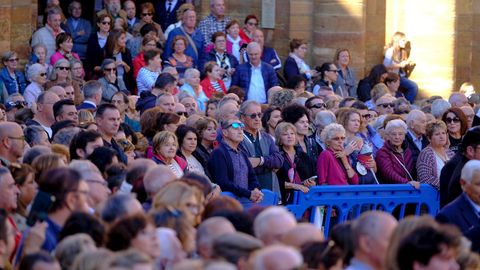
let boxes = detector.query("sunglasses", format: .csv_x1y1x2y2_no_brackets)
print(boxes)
244,112,263,119
331,136,346,141
445,117,460,124
177,112,188,117
101,21,111,25
361,114,372,120
56,66,70,71
309,103,326,109
8,58,19,62
142,13,153,16
378,103,394,108
39,73,47,77
226,122,245,129
104,68,116,72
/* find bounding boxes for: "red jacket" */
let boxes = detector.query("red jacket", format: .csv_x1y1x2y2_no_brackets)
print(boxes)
317,148,359,185
200,77,227,98
375,141,414,184
133,52,146,80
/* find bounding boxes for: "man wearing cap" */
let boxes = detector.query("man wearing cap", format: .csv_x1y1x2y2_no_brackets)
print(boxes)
208,117,263,204
5,94,26,122
440,126,480,207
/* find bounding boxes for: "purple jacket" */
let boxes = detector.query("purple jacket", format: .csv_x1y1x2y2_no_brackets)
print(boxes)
317,149,359,185
375,141,414,184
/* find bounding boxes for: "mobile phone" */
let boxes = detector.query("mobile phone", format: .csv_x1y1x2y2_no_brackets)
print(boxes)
240,43,248,50
26,191,55,227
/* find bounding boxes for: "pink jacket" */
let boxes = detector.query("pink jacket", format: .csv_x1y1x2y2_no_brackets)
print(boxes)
317,149,359,185
50,51,80,66
375,142,414,184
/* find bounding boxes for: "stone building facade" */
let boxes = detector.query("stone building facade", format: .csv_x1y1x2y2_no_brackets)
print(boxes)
1,0,479,98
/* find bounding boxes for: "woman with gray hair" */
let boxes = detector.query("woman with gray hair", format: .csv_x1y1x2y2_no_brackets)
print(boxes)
24,63,47,107
375,119,419,187
45,59,72,90
317,123,359,185
99,58,128,103
180,68,209,112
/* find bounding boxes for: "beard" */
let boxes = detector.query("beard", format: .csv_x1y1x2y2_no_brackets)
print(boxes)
108,3,121,16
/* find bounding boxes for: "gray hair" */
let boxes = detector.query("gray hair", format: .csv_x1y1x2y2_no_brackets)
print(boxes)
253,206,296,242
405,109,425,126
270,89,296,109
143,165,175,195
239,100,261,116
82,80,102,99
1,51,16,64
320,123,345,142
352,211,397,249
69,159,102,178
155,92,174,106
24,125,48,147
26,63,46,82
50,59,72,81
431,99,451,119
101,193,137,223
247,42,262,53
183,68,200,79
52,127,81,146
461,160,480,184
385,119,408,134
314,110,336,130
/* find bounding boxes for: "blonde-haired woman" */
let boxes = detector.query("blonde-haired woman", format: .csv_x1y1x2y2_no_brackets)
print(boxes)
151,131,187,178
153,180,205,226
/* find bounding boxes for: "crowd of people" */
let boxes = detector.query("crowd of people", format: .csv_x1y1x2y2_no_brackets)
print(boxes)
0,0,479,269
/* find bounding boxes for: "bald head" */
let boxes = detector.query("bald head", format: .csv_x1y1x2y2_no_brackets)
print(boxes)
196,217,236,259
254,206,297,246
48,85,67,100
0,122,25,162
143,165,176,197
251,245,303,270
281,223,324,248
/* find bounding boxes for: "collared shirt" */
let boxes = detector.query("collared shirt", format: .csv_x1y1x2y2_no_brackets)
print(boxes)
223,141,249,190
247,64,266,103
198,14,232,46
244,131,263,157
165,0,178,12
408,130,423,150
97,32,107,48
127,17,137,28
71,18,79,30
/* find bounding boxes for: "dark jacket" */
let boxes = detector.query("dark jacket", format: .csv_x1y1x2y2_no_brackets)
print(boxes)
439,152,464,207
473,115,480,128
135,91,157,115
207,142,260,198
65,17,92,59
76,101,97,111
201,49,239,76
104,138,128,164
283,56,303,82
357,78,373,102
436,193,480,234
85,33,106,78
105,48,135,92
375,141,415,184
239,131,284,191
154,0,185,31
405,131,429,177
231,62,279,102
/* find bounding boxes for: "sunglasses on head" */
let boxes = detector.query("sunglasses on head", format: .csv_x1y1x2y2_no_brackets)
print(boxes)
244,112,263,119
445,117,460,124
56,66,70,71
308,103,326,109
378,103,394,108
226,122,245,129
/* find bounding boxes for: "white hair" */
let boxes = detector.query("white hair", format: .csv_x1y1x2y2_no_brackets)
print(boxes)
253,206,296,243
431,99,451,119
143,165,175,195
405,109,425,126
69,160,102,179
385,119,408,134
320,123,345,142
26,63,46,82
314,110,336,129
252,245,303,270
247,41,262,53
183,68,200,79
461,160,480,184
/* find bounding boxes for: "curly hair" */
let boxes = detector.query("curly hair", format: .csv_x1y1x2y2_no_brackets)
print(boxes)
281,104,310,124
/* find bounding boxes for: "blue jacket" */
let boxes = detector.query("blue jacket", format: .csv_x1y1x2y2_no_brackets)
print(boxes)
231,62,279,102
283,56,303,82
0,68,26,95
201,49,239,76
244,46,282,71
65,17,92,59
208,141,260,198
76,101,97,111
162,26,205,68
436,193,480,234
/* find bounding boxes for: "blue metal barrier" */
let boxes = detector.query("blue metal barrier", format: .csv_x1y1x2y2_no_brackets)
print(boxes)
220,189,279,208
286,184,439,237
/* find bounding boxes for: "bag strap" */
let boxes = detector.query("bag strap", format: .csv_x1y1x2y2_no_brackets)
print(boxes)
179,26,198,59
391,152,414,181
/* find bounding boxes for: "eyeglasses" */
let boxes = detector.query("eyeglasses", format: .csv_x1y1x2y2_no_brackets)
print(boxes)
103,68,116,72
445,117,460,124
56,66,70,71
8,58,19,62
39,73,47,77
226,122,245,129
378,103,394,108
244,112,263,119
8,135,25,141
142,13,153,16
101,21,111,25
177,112,188,117
331,136,346,141
308,103,326,109
86,179,108,187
